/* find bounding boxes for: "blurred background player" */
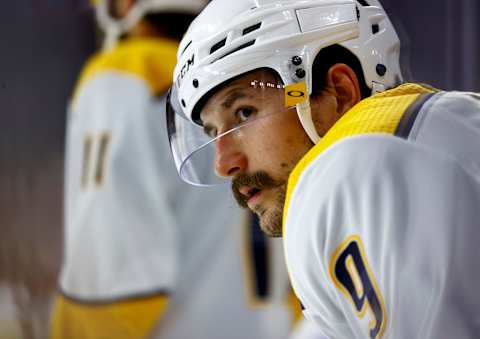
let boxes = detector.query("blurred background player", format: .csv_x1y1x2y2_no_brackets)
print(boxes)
48,0,305,338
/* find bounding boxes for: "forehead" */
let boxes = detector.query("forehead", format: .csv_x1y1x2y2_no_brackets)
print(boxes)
200,69,282,120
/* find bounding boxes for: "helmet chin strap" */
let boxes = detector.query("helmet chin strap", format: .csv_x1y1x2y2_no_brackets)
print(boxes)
98,0,147,50
371,81,386,94
296,98,321,144
103,28,120,51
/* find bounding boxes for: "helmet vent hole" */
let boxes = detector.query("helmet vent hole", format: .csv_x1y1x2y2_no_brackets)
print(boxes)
210,38,227,54
357,0,369,6
372,24,380,34
242,23,261,36
214,40,256,62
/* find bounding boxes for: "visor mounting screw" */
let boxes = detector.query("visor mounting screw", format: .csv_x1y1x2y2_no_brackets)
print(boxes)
181,99,186,107
193,79,199,88
376,64,387,76
291,56,302,66
295,68,306,78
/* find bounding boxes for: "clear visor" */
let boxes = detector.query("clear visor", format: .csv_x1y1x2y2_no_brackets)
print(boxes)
166,70,307,186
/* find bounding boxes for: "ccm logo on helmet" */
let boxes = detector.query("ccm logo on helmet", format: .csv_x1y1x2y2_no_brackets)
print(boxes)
177,54,195,86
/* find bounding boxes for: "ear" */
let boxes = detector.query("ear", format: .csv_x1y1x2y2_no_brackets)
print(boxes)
325,63,362,115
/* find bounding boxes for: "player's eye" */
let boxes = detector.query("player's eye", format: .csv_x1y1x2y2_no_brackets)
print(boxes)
235,107,255,123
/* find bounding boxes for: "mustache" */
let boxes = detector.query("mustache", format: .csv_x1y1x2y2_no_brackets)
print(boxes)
231,171,282,208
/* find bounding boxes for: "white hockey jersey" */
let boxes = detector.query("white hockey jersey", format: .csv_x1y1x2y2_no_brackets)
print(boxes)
58,37,297,339
283,84,480,339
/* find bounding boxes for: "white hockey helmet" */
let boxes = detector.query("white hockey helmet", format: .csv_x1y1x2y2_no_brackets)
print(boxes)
92,0,209,49
167,0,403,186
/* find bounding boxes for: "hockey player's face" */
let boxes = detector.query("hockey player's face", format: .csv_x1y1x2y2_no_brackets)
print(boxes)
200,70,314,237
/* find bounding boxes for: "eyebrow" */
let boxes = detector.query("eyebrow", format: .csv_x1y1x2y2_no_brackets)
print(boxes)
201,89,252,136
221,90,248,109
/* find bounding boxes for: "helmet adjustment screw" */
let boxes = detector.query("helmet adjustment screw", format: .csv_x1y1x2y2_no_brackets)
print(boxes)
295,68,306,79
291,56,302,66
376,64,387,76
181,99,186,108
192,79,199,88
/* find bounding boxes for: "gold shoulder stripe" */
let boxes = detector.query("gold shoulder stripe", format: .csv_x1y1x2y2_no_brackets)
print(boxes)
49,292,169,339
72,37,178,105
282,83,437,234
286,288,304,327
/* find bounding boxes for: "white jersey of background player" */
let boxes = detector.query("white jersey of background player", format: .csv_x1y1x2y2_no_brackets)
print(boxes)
165,0,480,338
49,0,306,338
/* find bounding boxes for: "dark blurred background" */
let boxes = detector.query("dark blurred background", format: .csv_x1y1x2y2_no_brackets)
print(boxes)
0,0,478,338
382,0,480,91
0,1,95,338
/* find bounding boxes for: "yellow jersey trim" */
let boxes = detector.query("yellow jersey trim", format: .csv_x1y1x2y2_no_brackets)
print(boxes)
71,37,178,106
49,293,169,339
282,83,436,234
286,288,304,327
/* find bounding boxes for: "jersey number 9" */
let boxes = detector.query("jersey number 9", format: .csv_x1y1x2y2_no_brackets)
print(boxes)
330,235,387,339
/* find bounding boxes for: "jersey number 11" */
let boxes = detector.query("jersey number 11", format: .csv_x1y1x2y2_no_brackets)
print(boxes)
81,132,111,189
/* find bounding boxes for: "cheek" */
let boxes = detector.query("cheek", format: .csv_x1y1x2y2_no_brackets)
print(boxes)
274,113,313,156
242,112,311,178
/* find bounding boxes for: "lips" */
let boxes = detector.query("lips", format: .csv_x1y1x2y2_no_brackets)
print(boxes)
239,186,262,206
231,171,281,209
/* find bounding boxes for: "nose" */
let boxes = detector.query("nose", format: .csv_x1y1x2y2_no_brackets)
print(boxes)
214,133,247,178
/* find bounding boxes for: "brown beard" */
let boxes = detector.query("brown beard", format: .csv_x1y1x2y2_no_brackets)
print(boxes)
259,187,286,237
231,171,285,237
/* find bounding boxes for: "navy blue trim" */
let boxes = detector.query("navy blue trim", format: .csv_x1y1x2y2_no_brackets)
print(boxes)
249,213,270,299
395,93,435,139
